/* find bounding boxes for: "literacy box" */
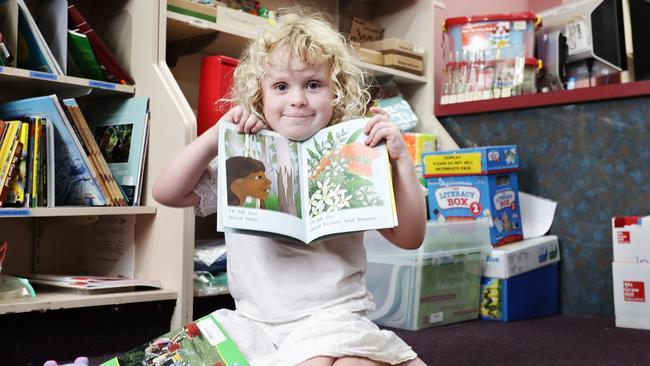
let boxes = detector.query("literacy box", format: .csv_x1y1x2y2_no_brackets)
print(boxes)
365,220,491,330
480,236,560,321
423,145,523,246
612,262,650,330
612,216,650,263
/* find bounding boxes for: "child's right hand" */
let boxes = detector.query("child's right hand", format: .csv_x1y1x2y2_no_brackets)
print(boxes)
221,106,267,134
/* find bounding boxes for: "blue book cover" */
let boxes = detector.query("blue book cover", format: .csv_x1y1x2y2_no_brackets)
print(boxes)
15,0,62,74
78,97,149,206
0,95,106,206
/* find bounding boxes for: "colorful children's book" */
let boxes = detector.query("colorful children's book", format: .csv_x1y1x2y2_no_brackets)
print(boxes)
99,312,249,366
77,97,149,206
15,0,63,74
27,274,160,293
0,1,18,67
217,118,398,244
0,95,106,206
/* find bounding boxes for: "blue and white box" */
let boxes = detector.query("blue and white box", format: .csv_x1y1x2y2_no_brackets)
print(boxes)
423,145,523,246
480,235,560,321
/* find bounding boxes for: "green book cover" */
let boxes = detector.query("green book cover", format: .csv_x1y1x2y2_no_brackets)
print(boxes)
99,312,249,366
67,29,105,81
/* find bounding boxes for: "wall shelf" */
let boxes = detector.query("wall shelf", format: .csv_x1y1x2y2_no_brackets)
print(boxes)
166,11,427,84
435,80,650,117
0,66,135,100
0,289,177,315
0,206,157,218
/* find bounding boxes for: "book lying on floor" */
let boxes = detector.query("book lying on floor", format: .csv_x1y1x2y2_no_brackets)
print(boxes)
28,274,160,293
217,118,398,244
99,312,249,366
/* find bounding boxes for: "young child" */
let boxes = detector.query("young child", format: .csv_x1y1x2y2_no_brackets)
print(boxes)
153,9,427,366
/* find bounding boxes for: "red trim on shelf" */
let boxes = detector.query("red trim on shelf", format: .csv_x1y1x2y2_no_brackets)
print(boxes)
435,80,650,117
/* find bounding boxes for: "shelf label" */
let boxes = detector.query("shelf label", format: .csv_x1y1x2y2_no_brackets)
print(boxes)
29,71,57,80
0,209,31,217
0,66,3,72
88,80,117,90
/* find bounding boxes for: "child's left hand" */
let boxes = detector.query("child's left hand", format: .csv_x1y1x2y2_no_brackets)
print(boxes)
364,107,410,162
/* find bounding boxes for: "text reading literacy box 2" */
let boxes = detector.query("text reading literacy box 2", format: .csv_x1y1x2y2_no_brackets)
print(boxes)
365,220,491,330
423,145,522,246
481,235,560,279
217,119,397,244
481,263,559,322
99,312,249,366
612,262,650,331
612,216,650,263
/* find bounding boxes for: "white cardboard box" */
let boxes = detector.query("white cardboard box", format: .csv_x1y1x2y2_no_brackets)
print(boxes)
612,216,650,263
612,262,650,330
482,235,560,279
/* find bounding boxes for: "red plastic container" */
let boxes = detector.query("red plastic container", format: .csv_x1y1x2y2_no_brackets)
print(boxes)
197,55,239,136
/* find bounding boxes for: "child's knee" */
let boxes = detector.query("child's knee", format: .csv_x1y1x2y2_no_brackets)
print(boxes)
332,356,388,366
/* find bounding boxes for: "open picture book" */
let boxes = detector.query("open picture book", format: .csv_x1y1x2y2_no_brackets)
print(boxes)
217,118,398,244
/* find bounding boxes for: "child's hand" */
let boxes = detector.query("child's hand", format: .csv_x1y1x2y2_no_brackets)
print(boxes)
364,107,410,162
222,106,267,134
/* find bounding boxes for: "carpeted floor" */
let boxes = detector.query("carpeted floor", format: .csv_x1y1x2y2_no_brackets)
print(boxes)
391,315,650,365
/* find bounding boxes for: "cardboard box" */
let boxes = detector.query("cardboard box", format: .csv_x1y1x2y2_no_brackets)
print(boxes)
362,38,425,57
349,17,384,43
358,47,383,65
480,263,559,321
168,0,270,38
364,221,491,330
612,216,650,263
382,53,424,75
613,262,650,330
482,236,560,278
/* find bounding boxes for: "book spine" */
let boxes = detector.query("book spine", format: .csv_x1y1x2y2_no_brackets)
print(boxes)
31,118,40,207
68,4,134,84
0,141,23,207
8,122,29,205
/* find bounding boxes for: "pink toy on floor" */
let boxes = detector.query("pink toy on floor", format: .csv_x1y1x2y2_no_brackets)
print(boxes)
43,356,89,366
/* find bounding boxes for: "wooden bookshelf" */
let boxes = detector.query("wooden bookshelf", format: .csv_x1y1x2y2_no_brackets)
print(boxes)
166,10,428,85
435,80,650,117
0,289,177,315
0,66,135,99
0,206,156,218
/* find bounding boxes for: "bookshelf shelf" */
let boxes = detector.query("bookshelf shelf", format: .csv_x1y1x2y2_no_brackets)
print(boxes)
166,11,427,84
0,66,135,99
0,206,157,218
0,289,177,315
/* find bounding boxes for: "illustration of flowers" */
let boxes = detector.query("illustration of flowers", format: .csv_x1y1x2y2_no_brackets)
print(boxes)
307,128,383,217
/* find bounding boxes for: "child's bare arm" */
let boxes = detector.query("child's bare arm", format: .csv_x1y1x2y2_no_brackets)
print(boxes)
364,107,427,249
152,107,265,207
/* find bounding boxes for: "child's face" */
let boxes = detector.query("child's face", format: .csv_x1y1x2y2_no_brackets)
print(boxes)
261,48,334,141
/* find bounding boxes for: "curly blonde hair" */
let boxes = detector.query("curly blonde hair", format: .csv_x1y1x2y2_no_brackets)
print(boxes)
229,9,370,126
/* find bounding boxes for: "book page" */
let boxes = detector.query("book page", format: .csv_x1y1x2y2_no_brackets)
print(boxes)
300,118,397,242
218,122,306,241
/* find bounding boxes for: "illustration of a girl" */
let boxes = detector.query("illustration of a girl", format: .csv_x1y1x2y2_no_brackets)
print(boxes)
226,156,271,209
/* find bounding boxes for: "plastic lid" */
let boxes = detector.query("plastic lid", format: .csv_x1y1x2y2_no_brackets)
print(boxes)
445,11,538,28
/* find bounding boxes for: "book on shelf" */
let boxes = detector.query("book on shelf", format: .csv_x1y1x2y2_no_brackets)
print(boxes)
27,273,161,294
0,1,18,67
0,95,107,207
23,0,68,73
68,3,134,84
99,312,249,366
77,97,150,206
67,29,106,81
63,99,126,206
15,0,63,74
217,118,398,244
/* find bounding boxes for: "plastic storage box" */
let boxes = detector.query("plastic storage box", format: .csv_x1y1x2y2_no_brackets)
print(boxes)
443,12,540,62
197,55,239,136
365,220,491,330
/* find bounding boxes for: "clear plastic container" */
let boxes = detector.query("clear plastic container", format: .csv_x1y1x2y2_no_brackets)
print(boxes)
364,220,491,330
443,12,540,62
